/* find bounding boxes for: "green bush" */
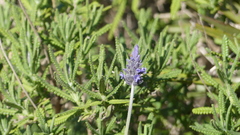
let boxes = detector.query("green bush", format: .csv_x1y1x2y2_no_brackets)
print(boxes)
0,0,240,134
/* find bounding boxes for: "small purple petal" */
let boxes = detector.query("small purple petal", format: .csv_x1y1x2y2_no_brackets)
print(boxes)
120,72,124,79
131,45,139,59
134,75,141,83
136,68,146,74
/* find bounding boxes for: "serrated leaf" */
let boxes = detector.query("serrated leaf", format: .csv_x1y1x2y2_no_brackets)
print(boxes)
74,81,102,100
222,35,229,62
108,0,126,40
115,38,125,69
228,88,240,113
88,54,98,84
190,123,222,135
160,40,174,70
108,99,129,104
212,105,221,127
106,117,116,133
0,27,18,45
15,116,33,129
218,90,225,115
229,42,240,79
72,47,83,79
35,108,46,131
85,122,99,135
122,22,138,43
74,101,102,110
97,45,105,80
48,109,77,126
48,45,67,82
192,107,213,115
170,0,181,19
54,73,73,94
34,75,73,102
84,35,96,54
106,80,123,99
105,53,117,83
11,45,29,75
147,18,158,45
99,77,106,95
49,36,64,49
159,69,182,79
92,5,103,26
0,108,17,115
199,67,224,92
94,24,112,37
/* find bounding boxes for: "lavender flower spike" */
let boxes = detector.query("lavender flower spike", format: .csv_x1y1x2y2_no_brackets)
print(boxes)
120,45,146,85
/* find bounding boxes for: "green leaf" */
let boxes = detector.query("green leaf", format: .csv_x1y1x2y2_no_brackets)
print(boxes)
94,24,112,37
122,22,138,43
222,36,229,62
131,0,140,17
99,77,106,95
0,27,18,45
192,107,213,115
74,101,102,110
35,108,47,132
85,122,100,135
218,90,225,115
221,10,240,24
108,99,129,104
227,87,240,113
74,81,102,100
190,123,222,135
108,0,127,40
49,36,64,49
34,75,74,102
97,45,105,80
158,69,182,79
197,65,224,92
106,80,123,99
160,39,175,70
229,39,240,79
115,38,125,69
88,54,98,84
48,45,67,82
0,108,17,115
147,18,158,45
105,53,117,83
106,117,116,133
170,0,181,19
221,35,229,75
15,116,33,129
201,16,240,35
54,73,74,94
48,108,78,125
21,0,32,11
108,0,126,40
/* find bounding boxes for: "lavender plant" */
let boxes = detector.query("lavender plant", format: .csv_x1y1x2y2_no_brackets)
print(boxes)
1,0,239,135
120,45,146,135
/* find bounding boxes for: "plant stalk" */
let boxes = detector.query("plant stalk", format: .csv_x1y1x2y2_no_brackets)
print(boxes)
125,84,135,135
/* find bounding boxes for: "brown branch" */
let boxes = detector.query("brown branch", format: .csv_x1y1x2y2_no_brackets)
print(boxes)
0,40,37,109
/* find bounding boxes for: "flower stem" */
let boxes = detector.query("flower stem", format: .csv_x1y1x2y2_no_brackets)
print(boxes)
125,84,135,135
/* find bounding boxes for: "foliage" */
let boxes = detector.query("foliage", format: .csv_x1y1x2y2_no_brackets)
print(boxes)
0,0,240,135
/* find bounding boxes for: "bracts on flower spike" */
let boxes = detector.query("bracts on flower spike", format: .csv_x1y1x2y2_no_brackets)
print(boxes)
120,45,146,85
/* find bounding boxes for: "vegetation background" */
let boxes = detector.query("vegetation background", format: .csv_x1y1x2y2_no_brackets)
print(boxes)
0,0,240,134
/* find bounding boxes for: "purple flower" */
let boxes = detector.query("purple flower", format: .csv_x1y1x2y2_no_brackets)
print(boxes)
120,45,146,85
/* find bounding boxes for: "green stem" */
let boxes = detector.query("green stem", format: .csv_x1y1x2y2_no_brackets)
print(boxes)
125,84,135,135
